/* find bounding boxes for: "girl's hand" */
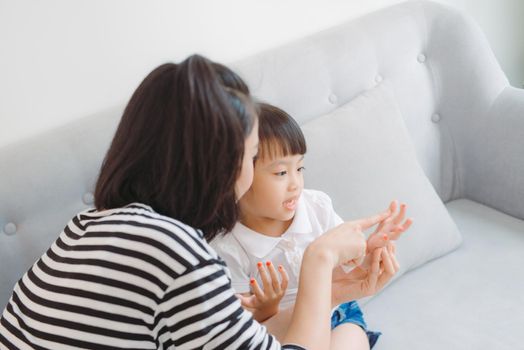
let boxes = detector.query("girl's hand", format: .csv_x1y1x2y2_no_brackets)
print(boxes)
367,200,413,253
331,242,400,307
236,261,289,322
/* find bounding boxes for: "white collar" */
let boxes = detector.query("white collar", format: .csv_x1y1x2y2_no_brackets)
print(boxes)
233,194,313,258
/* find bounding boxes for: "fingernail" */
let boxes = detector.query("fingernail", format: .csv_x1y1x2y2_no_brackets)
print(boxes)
250,278,255,284
257,262,262,267
278,265,283,270
266,261,271,266
383,234,388,240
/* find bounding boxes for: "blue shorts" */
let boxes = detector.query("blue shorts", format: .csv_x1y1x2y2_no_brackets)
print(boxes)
331,301,382,349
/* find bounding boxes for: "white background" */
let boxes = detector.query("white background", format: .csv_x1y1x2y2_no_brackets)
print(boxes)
1,0,523,149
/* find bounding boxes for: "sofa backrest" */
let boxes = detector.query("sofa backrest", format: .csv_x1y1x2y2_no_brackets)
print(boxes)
0,1,508,308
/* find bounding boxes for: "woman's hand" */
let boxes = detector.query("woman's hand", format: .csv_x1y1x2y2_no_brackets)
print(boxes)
236,261,289,322
331,242,399,307
367,200,413,253
309,209,393,269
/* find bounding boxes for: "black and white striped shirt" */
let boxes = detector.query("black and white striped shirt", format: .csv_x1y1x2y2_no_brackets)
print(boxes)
0,203,305,349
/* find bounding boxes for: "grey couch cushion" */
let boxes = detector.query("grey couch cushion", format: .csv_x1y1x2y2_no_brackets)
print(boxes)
301,82,462,281
363,199,524,349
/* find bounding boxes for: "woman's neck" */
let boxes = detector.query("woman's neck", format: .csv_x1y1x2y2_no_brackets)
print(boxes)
240,215,293,238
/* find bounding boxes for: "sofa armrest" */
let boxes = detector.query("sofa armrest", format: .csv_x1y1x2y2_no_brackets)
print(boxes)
463,86,524,220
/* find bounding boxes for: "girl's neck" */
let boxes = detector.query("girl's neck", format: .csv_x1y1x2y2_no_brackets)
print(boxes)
240,215,293,238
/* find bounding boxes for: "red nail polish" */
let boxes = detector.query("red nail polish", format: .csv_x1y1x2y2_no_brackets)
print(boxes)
250,278,255,284
257,262,262,267
266,261,271,266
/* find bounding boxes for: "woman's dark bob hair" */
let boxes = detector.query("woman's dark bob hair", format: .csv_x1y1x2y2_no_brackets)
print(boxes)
95,55,256,241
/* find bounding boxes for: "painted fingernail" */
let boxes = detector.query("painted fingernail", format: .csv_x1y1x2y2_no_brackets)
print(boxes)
278,265,283,270
383,234,388,240
250,278,255,284
257,262,263,267
266,261,271,266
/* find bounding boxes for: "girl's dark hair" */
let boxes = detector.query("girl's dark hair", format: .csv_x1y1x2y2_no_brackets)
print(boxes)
95,54,256,241
257,102,306,160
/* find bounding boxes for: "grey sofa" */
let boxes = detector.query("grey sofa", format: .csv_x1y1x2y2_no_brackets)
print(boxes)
1,1,523,348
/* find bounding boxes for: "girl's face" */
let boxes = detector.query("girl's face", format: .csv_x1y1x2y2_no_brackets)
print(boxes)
239,148,305,226
235,119,259,200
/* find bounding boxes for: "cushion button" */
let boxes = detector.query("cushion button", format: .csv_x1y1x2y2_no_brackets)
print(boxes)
328,93,338,104
4,222,17,235
83,192,95,205
431,113,441,123
417,53,427,63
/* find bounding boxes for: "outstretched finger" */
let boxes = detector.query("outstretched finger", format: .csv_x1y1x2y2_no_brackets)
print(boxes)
250,277,265,300
278,265,289,292
373,201,397,233
266,261,281,293
392,203,406,225
388,243,400,271
376,248,395,289
366,248,382,292
354,209,393,230
257,261,272,292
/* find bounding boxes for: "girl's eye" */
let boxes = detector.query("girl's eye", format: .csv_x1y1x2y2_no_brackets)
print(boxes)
298,166,306,172
275,171,287,176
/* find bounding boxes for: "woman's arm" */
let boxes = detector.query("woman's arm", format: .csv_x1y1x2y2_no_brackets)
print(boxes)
264,242,400,343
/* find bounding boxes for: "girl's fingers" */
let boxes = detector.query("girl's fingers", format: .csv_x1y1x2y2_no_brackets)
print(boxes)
389,200,398,214
265,261,281,293
392,203,406,225
257,261,271,292
389,218,413,240
373,201,397,234
278,265,289,292
250,277,264,299
237,293,257,309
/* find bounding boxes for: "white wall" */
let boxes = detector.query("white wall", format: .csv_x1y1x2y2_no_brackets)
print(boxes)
1,0,523,149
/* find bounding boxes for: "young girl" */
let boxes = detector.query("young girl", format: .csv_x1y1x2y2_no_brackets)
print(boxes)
210,103,413,349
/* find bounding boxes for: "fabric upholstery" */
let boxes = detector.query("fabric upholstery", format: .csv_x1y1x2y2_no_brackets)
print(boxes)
301,82,462,280
363,199,524,349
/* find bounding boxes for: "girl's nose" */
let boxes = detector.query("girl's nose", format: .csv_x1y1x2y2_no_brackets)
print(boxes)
288,173,300,191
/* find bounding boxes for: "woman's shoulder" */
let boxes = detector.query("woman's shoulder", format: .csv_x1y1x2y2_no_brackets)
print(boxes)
75,203,217,268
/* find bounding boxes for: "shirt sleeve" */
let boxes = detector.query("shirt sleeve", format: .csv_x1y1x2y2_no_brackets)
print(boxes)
158,259,305,349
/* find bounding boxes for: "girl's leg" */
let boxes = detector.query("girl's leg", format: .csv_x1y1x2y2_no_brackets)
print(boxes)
330,323,370,350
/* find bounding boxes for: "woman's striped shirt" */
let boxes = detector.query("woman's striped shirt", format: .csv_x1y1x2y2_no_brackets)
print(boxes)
0,203,305,350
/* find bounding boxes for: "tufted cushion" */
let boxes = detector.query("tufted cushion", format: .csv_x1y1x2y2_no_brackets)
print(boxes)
301,82,462,282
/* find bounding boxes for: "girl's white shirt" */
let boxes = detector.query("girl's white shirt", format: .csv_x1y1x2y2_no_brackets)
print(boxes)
210,189,343,309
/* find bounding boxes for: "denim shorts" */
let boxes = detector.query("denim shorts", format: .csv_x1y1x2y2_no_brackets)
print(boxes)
331,301,382,349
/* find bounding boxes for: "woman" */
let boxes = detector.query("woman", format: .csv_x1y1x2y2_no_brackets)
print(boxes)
0,55,398,349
